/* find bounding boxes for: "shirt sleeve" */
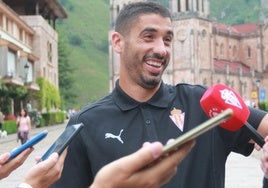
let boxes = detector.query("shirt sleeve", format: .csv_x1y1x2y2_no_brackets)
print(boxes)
247,106,267,130
217,106,267,156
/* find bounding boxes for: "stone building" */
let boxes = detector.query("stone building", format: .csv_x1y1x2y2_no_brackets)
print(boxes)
109,0,268,106
0,0,67,114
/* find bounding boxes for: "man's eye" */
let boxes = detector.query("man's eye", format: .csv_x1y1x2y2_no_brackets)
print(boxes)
144,35,153,39
164,39,172,46
164,37,172,42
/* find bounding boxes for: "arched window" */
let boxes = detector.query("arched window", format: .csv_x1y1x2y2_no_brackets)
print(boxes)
203,78,207,85
7,50,16,77
178,0,181,12
233,46,237,58
220,43,224,55
201,29,207,39
247,46,251,58
47,41,52,63
215,42,219,57
186,0,189,11
116,5,120,15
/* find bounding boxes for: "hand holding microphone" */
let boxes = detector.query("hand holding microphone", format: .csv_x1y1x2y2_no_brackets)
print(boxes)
200,84,265,147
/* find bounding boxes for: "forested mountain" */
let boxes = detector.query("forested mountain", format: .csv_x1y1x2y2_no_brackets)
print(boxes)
57,0,110,108
210,0,262,24
57,0,262,108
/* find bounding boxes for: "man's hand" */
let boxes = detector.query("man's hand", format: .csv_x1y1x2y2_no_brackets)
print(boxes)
0,148,33,180
261,136,268,177
91,140,194,188
22,149,67,188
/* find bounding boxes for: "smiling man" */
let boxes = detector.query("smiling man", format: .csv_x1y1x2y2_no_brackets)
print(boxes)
52,2,268,188
113,10,173,93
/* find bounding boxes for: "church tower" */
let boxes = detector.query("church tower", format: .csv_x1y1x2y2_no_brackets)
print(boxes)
170,0,209,18
169,0,212,86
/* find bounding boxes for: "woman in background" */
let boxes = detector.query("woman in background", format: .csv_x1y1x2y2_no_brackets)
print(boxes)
17,108,31,144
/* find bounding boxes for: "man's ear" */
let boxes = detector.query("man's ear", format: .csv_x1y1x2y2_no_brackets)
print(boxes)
111,32,124,53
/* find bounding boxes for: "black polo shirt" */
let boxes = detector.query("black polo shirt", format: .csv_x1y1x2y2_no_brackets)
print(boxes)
52,82,266,188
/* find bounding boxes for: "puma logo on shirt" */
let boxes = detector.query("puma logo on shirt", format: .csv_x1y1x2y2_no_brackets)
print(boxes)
105,129,124,144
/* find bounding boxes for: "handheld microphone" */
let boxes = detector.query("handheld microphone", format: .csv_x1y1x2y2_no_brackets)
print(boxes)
200,84,265,147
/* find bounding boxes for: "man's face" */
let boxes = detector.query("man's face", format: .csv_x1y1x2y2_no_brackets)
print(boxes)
120,14,173,89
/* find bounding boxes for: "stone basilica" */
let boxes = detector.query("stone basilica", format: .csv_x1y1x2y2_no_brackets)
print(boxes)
109,0,268,106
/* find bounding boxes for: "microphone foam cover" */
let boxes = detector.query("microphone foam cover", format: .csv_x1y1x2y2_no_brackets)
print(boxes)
200,84,249,131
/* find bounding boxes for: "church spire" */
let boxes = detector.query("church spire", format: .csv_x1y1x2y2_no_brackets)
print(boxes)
169,0,210,19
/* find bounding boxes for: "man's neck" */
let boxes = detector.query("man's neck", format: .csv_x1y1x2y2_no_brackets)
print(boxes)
118,80,161,102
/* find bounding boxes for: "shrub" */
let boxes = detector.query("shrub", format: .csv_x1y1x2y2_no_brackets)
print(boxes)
3,120,17,134
41,111,66,126
4,114,17,120
258,101,268,112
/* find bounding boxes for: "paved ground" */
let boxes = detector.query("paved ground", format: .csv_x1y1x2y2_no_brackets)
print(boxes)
226,150,263,188
0,123,67,187
0,123,265,187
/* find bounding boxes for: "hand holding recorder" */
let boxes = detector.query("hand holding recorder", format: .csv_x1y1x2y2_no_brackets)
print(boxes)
162,108,233,154
200,84,265,147
9,130,48,161
0,148,33,180
21,150,68,188
39,123,84,162
91,140,194,188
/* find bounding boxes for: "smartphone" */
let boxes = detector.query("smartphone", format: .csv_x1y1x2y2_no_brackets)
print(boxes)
39,123,84,161
162,108,233,155
9,130,48,160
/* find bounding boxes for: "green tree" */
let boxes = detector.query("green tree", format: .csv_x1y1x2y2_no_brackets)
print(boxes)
58,32,77,109
210,0,262,25
35,77,61,111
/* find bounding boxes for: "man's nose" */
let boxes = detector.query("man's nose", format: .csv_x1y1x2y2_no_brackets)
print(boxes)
153,39,168,57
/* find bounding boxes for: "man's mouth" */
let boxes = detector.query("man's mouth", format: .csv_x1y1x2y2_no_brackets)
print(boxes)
146,61,162,68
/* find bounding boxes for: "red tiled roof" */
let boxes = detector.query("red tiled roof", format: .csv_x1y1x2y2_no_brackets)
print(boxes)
213,22,258,34
213,59,251,73
213,22,237,33
232,23,258,34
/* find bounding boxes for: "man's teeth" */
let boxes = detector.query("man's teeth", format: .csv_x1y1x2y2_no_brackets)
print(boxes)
147,61,162,67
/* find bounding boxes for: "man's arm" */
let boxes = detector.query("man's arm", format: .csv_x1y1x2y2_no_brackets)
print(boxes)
256,113,268,139
261,136,268,175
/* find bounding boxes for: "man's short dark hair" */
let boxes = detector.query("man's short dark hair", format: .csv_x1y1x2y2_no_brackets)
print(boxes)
115,1,172,36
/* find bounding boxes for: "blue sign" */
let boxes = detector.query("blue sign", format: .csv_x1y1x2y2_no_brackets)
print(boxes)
260,89,266,101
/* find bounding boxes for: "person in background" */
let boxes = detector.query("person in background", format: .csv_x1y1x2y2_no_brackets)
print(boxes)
17,108,31,145
52,2,268,188
0,108,4,131
26,100,32,113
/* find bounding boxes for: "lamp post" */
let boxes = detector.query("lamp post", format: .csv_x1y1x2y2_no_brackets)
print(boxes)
24,63,29,83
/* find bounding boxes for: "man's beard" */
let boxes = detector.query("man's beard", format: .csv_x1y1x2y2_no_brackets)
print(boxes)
139,74,162,89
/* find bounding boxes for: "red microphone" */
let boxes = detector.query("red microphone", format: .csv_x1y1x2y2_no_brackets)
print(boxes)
200,84,265,147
